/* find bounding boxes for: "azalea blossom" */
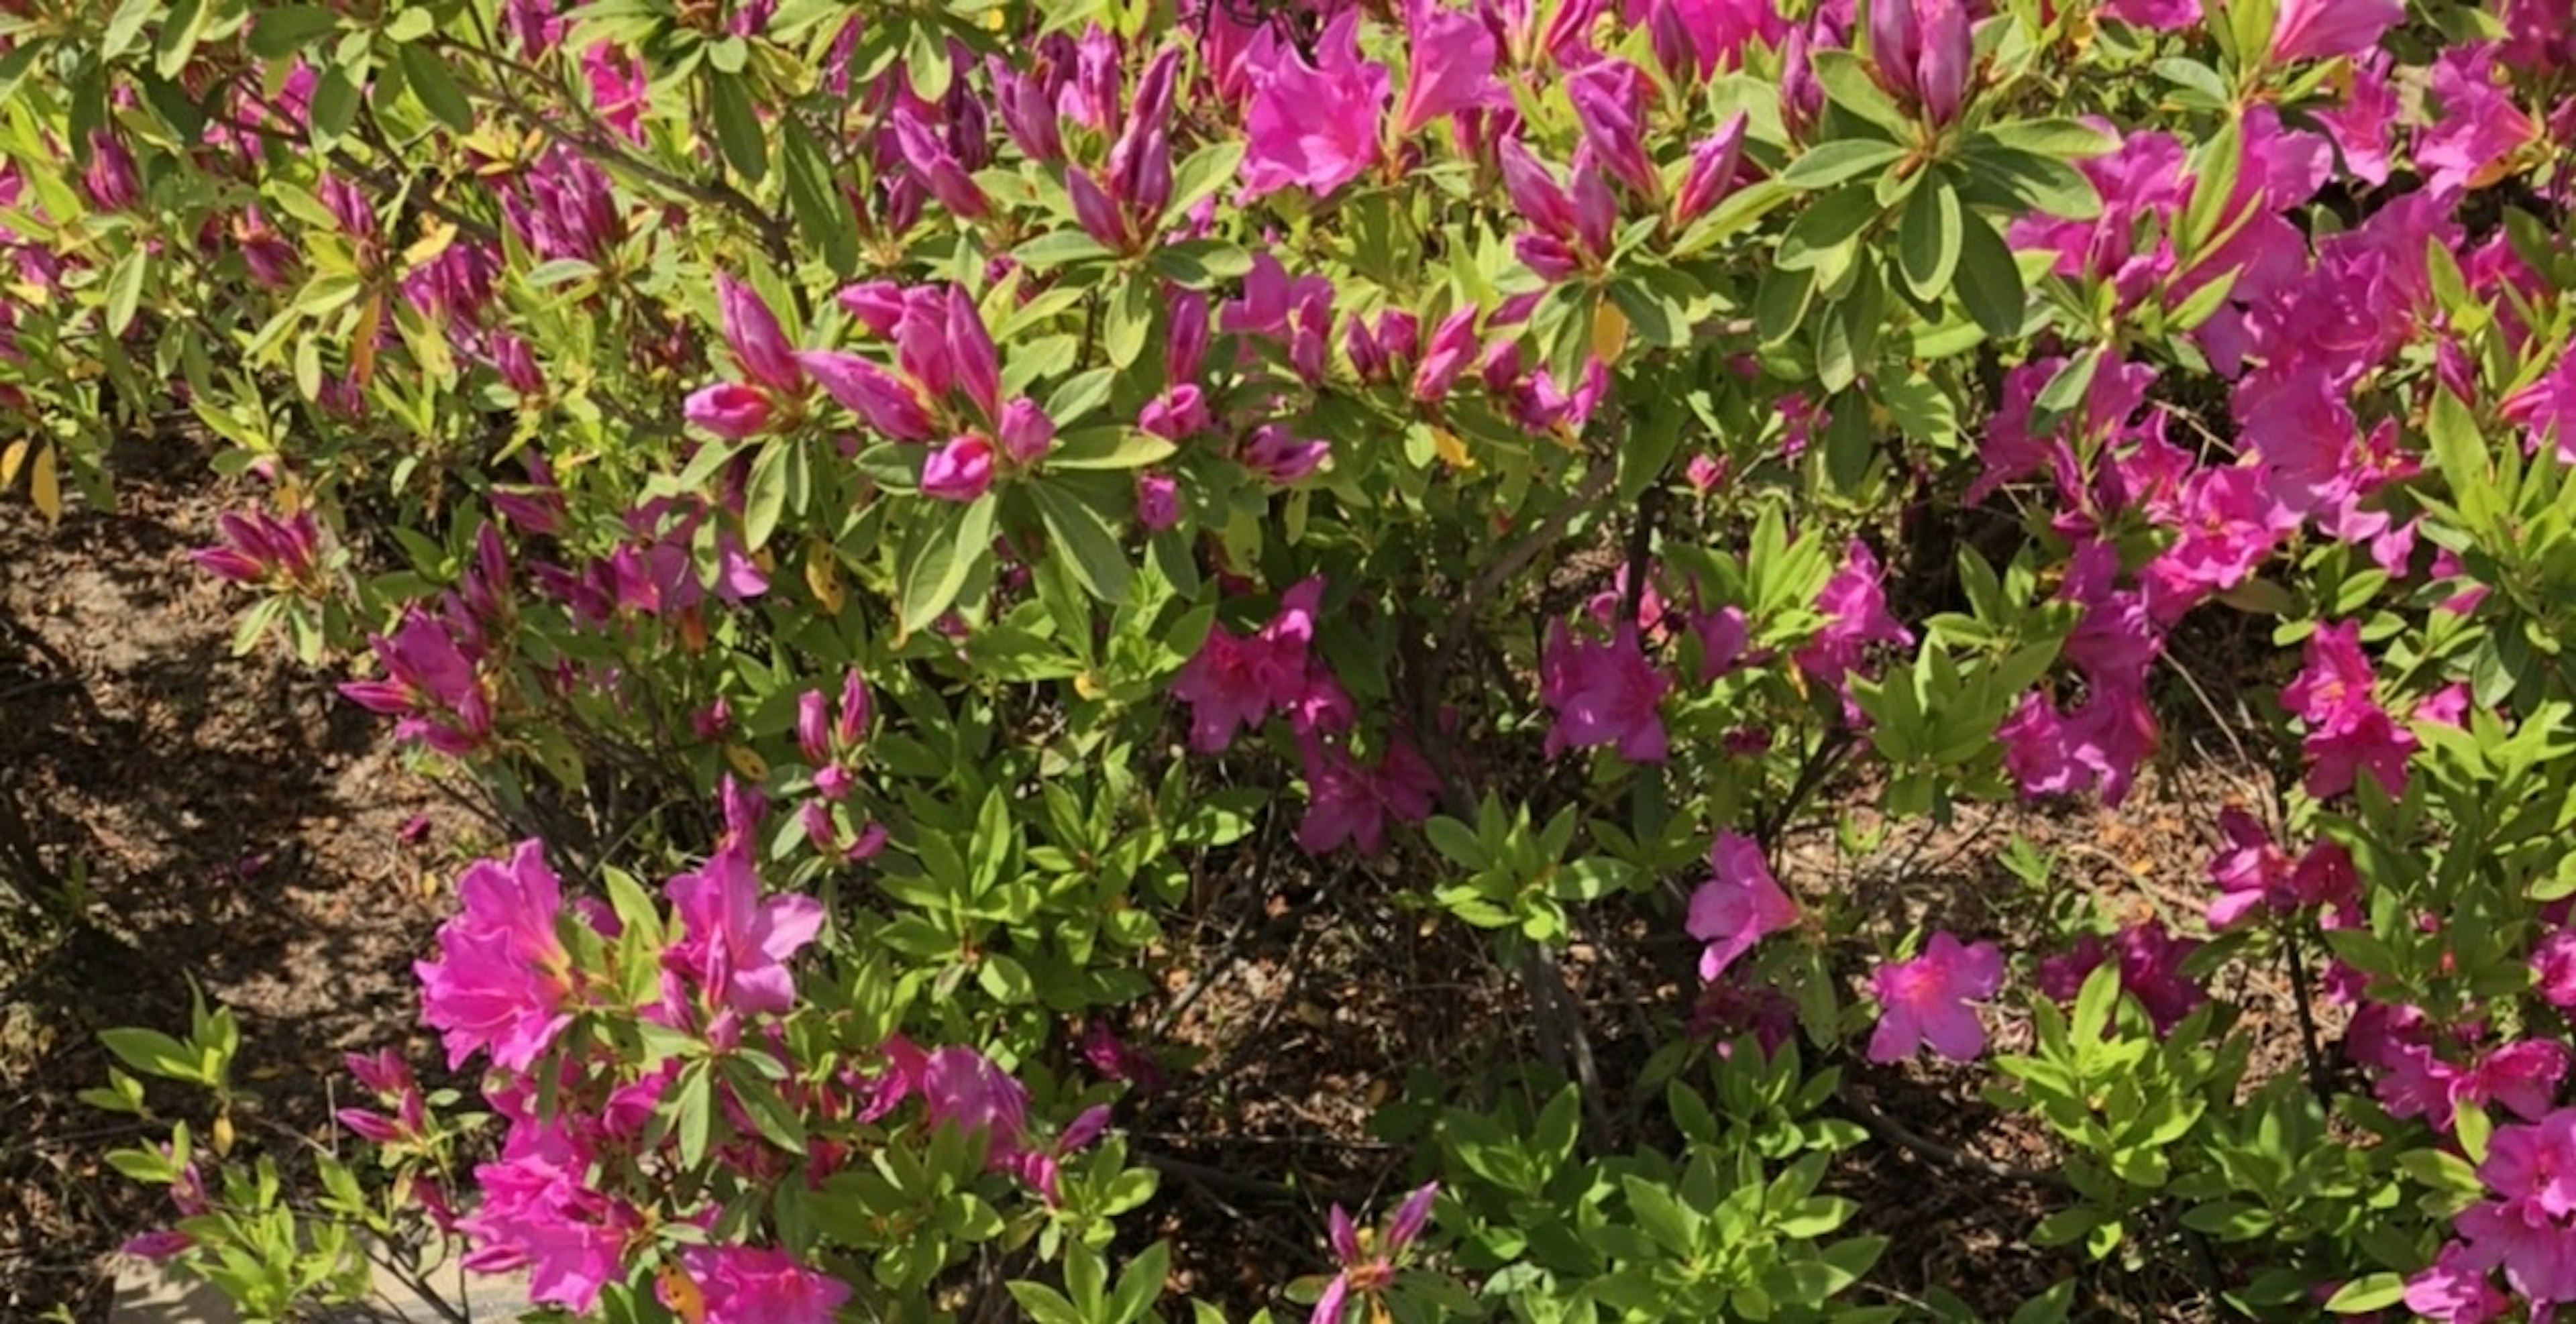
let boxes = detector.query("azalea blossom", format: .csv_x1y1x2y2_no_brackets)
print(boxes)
1867,931,2004,1063
1686,831,1797,981
415,840,578,1071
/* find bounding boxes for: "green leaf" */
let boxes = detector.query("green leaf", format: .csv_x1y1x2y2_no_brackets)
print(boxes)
2321,1274,2406,1313
1606,276,1690,348
1809,50,1910,133
898,494,996,633
781,120,860,277
743,442,790,551
154,0,210,78
1102,277,1152,370
1778,139,1907,192
396,44,476,133
1896,181,1962,303
1961,144,2100,220
1047,427,1177,470
1952,213,2027,341
100,0,157,60
672,1062,714,1169
101,1028,199,1082
706,71,768,183
1978,119,2118,160
1147,239,1254,288
1165,140,1246,224
1005,1284,1084,1324
104,247,150,338
1014,229,1116,270
1031,482,1132,605
1110,1242,1171,1324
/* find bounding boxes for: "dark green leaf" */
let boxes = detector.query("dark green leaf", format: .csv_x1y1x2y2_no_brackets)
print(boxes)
1896,180,1963,303
706,71,768,183
396,43,476,133
1778,139,1907,192
1953,213,2027,341
1031,482,1132,604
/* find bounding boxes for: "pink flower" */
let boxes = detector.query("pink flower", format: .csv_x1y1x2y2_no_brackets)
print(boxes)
2033,920,2207,1034
2457,1040,2572,1124
1135,473,1181,531
1540,620,1670,763
679,1246,851,1324
717,274,802,394
2286,621,2414,799
918,1046,1032,1158
922,435,996,501
1241,12,1389,200
1173,577,1334,753
1867,932,2004,1063
2147,465,2296,605
2457,1109,2576,1303
2534,932,2576,1009
1395,0,1501,136
2406,1241,2509,1323
686,382,773,439
2269,0,2404,63
2206,807,2294,929
1297,734,1439,857
1686,832,1797,981
663,840,825,1017
1793,541,1913,706
415,841,576,1071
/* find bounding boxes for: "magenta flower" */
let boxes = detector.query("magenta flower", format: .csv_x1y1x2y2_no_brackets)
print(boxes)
2534,932,2576,1009
685,382,773,439
678,1246,851,1324
1687,832,1797,981
2034,920,2207,1034
1135,472,1181,531
717,274,801,394
2284,621,2415,799
1395,0,1501,136
1540,620,1670,763
2270,0,2404,63
2405,1241,2510,1324
922,434,996,502
1172,578,1332,752
918,1045,1032,1158
799,349,937,441
2455,1108,2576,1304
1241,12,1389,200
1866,931,2004,1063
415,841,576,1071
193,508,320,587
1313,1182,1440,1324
1794,541,1913,708
1296,733,1440,856
83,131,140,212
455,1110,635,1311
339,608,492,755
663,841,825,1017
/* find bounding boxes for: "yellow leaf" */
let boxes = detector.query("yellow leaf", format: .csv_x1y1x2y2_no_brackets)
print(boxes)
400,218,457,272
1590,301,1629,367
350,296,382,390
29,442,60,522
1430,425,1477,472
0,438,25,489
724,744,770,780
805,542,845,615
660,1264,708,1324
1074,671,1106,700
211,1111,236,1158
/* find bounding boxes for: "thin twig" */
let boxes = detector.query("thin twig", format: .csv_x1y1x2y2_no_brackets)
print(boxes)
1835,1078,2071,1191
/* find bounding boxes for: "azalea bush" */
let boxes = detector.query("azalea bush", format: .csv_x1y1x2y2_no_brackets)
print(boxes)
13,0,2576,1318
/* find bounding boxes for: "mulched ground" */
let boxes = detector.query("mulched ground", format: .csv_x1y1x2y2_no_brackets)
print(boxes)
0,442,2320,1322
0,439,472,1323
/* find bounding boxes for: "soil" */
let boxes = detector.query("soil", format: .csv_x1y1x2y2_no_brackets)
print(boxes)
0,443,2324,1323
0,439,475,1323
